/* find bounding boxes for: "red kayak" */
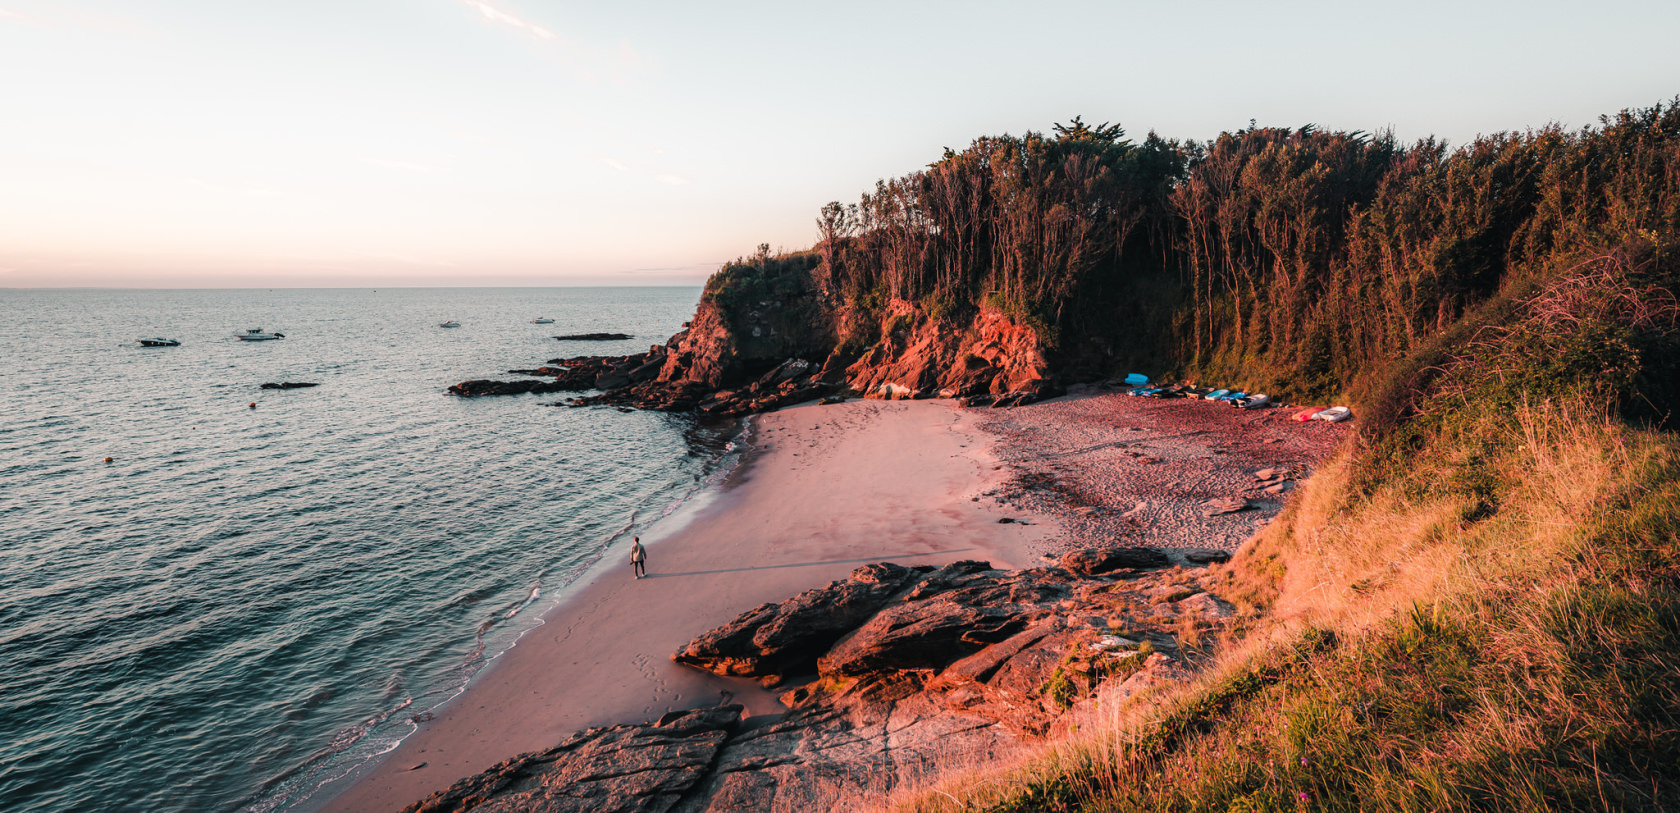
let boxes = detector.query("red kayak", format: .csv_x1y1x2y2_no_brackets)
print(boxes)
1294,407,1325,421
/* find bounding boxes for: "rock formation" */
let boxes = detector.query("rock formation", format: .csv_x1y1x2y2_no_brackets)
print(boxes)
446,257,1065,414
405,551,1243,811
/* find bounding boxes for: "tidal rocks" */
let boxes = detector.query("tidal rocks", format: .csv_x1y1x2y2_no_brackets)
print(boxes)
452,353,664,398
449,379,573,397
1059,547,1171,575
573,355,836,416
554,332,633,341
259,382,319,389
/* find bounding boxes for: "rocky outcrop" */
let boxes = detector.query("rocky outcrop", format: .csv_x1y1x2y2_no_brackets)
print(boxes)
446,268,1064,414
673,563,926,678
406,552,1241,812
1059,546,1171,575
402,705,740,813
451,352,672,398
402,689,1024,813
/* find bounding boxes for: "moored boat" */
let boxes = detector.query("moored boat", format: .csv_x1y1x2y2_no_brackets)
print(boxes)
440,320,461,328
531,317,555,324
137,338,180,347
235,328,284,341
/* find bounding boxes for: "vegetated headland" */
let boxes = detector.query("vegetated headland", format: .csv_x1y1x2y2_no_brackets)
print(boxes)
414,100,1680,812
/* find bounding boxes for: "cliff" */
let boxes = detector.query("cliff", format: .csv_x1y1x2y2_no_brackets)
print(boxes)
451,252,1061,414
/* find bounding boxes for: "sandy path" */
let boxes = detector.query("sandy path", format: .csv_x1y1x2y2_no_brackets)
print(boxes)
314,399,1052,813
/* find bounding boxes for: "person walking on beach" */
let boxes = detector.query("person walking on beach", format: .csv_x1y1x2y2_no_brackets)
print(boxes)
630,536,646,579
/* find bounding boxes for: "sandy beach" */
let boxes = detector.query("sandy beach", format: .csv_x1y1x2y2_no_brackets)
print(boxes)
316,389,1347,812
317,399,1054,812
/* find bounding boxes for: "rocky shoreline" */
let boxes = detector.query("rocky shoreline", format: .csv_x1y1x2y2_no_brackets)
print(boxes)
401,552,1234,813
398,274,1353,811
446,287,1065,417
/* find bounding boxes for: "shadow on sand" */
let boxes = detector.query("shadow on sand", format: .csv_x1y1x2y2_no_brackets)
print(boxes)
644,549,980,579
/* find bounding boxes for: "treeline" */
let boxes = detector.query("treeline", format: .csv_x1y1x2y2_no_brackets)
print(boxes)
788,102,1680,403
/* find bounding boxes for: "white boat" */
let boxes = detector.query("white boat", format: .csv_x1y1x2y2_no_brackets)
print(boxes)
235,328,284,341
1315,406,1353,422
531,317,555,324
439,320,461,328
137,338,180,347
1238,394,1271,409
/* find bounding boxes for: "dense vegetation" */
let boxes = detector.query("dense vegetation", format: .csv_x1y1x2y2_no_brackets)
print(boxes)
745,102,1680,406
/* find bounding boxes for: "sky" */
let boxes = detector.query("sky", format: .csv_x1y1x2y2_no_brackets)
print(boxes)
1,1,1677,288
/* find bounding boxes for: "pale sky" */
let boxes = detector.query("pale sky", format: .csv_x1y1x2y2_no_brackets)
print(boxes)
2,0,1676,288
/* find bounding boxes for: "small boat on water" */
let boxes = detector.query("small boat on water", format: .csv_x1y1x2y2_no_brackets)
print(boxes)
235,328,284,341
440,320,461,328
531,317,555,324
137,338,180,347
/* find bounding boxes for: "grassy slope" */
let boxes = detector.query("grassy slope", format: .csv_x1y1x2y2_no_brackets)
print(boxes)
885,390,1680,812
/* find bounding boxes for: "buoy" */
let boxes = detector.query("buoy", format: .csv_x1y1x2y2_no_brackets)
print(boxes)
248,402,257,409
103,456,113,464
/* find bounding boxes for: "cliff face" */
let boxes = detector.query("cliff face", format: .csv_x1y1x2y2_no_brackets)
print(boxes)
656,294,1054,404
656,291,834,389
843,302,1051,400
451,255,1060,411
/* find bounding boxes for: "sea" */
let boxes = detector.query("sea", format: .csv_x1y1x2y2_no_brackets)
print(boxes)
0,287,744,813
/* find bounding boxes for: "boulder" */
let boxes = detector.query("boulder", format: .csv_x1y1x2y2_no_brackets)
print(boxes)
1059,547,1170,575
818,600,1029,677
672,563,925,678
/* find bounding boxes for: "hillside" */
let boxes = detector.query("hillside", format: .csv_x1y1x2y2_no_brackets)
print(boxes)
841,103,1680,810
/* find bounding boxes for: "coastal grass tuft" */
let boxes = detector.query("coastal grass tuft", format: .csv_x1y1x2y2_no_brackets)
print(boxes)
884,397,1680,813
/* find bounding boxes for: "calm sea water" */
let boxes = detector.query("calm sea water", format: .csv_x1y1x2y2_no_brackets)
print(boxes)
0,287,740,813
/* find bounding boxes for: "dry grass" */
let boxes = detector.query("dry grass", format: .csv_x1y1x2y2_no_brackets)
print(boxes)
882,398,1680,813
